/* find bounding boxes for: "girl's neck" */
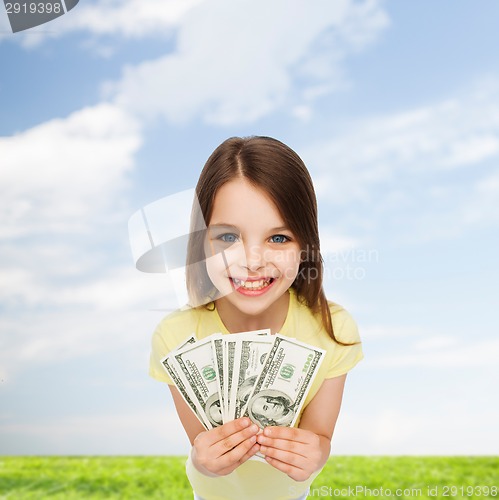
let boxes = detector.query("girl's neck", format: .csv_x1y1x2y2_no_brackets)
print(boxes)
215,290,291,335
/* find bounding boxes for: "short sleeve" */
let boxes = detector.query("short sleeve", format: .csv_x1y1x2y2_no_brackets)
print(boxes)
325,306,364,378
149,322,175,385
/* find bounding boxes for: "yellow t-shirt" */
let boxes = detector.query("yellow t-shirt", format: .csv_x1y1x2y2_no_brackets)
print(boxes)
149,288,363,500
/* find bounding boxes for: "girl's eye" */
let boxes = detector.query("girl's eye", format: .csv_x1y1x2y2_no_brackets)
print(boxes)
270,234,289,244
218,233,239,243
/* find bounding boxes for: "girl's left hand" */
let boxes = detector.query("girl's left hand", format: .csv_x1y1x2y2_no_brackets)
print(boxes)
256,426,325,482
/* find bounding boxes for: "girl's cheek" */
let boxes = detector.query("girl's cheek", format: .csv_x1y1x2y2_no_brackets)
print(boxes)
205,240,243,261
205,253,227,279
224,243,246,264
213,245,248,274
273,249,301,269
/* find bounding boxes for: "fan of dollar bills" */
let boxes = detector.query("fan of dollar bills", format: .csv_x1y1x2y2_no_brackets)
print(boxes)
161,330,325,430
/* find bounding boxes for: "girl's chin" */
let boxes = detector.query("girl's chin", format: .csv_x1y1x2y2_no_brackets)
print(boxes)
215,281,290,314
221,301,276,318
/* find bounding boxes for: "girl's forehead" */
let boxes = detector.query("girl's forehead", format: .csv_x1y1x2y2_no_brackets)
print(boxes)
209,178,287,228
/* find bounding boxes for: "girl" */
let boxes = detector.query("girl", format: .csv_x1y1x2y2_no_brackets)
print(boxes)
149,136,363,500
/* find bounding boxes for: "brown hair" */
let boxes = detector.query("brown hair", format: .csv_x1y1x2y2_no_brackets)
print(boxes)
186,136,351,345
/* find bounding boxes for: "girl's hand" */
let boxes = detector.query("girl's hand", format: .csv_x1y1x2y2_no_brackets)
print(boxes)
191,417,261,477
256,426,327,482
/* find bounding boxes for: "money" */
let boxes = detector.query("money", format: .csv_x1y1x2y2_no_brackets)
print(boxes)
160,334,211,429
244,335,325,428
224,337,238,422
212,337,226,422
173,336,223,428
160,331,324,430
232,334,273,419
226,329,270,422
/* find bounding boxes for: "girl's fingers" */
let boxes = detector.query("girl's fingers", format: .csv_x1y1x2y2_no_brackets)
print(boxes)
217,441,260,475
211,423,260,458
264,455,310,482
192,419,260,476
197,418,253,448
256,435,308,458
259,445,305,469
236,441,261,464
262,426,311,444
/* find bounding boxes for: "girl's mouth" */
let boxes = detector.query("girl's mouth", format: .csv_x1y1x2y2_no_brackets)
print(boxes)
230,277,275,294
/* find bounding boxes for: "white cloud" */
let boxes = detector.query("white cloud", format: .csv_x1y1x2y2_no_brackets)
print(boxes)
335,408,499,454
460,170,499,227
370,338,499,368
306,79,499,201
291,105,313,122
0,259,175,311
412,335,457,351
65,0,204,38
0,0,205,47
319,228,360,253
360,325,425,339
0,301,165,383
0,101,184,382
109,0,388,125
0,102,141,238
55,268,168,310
0,408,189,454
302,77,499,242
0,263,183,382
441,134,499,167
2,1,388,125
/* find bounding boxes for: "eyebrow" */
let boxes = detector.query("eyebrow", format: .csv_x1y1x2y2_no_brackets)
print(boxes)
208,224,239,230
208,223,291,232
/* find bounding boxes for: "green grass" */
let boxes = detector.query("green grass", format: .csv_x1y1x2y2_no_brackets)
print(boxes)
0,456,497,499
313,457,498,499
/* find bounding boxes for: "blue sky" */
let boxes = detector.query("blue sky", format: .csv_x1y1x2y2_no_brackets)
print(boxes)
1,0,498,455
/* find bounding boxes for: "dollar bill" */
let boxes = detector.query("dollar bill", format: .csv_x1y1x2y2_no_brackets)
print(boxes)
226,330,271,422
232,333,274,419
173,334,198,353
212,336,226,422
243,335,325,429
174,336,223,428
160,334,211,429
224,337,237,421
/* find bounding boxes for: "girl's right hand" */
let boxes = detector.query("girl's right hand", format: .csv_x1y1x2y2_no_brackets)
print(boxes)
191,417,261,477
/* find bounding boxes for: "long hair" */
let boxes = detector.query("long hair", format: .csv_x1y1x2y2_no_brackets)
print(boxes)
186,136,350,345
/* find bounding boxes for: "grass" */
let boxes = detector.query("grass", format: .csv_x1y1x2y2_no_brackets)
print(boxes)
0,456,497,499
313,457,498,498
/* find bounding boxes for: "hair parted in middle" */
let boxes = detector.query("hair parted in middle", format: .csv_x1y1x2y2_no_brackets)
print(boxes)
186,135,346,344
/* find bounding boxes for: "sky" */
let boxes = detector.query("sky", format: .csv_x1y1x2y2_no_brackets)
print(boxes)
0,0,498,456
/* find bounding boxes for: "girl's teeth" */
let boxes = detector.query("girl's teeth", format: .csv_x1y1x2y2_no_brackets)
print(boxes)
233,278,271,290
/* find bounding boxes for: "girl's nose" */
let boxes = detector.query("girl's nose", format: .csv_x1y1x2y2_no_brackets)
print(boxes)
242,243,265,271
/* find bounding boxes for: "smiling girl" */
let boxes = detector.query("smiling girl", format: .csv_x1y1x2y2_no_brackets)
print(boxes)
150,136,363,500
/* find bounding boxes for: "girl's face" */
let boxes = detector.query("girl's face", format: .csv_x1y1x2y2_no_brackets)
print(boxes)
204,177,301,320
